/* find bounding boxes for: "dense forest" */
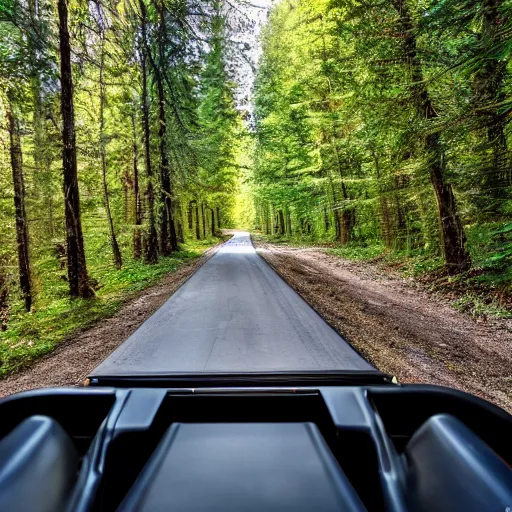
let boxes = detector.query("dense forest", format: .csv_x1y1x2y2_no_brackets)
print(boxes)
0,0,251,371
0,0,511,375
252,0,512,283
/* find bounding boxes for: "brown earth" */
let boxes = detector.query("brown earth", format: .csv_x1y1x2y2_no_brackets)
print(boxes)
254,239,512,413
0,244,221,397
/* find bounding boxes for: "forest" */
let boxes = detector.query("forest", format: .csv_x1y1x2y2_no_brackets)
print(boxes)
0,0,511,378
0,0,250,373
252,0,512,285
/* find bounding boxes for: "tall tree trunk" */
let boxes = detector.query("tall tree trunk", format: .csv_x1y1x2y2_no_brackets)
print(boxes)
156,74,177,255
195,201,201,239
323,205,330,233
188,201,194,230
211,208,215,236
155,1,177,255
132,111,142,259
0,269,8,331
339,183,354,245
99,33,122,270
7,103,32,311
57,0,93,297
330,129,354,245
216,207,221,229
286,208,292,235
201,203,206,238
139,0,158,263
392,0,470,271
278,209,285,235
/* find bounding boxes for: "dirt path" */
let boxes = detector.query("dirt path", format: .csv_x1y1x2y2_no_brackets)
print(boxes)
255,240,512,412
0,245,221,397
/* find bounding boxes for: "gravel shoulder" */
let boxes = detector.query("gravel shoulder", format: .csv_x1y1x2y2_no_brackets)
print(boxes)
254,239,512,413
0,245,221,397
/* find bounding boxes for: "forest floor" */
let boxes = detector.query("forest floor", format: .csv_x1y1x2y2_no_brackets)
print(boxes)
253,237,512,413
0,241,223,397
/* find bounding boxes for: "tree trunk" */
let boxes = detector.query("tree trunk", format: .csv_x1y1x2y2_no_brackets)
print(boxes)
216,207,221,229
331,130,354,245
323,205,330,233
132,111,142,259
211,208,215,236
57,0,93,298
99,33,122,270
154,2,177,255
201,203,206,238
0,269,8,331
139,0,158,263
195,201,201,239
392,0,470,271
278,209,285,236
188,201,194,230
7,103,32,311
156,74,177,255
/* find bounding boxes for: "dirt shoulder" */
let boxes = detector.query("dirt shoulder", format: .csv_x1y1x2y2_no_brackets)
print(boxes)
254,239,512,413
0,244,221,397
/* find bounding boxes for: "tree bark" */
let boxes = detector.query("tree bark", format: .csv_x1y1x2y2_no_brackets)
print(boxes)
188,201,194,230
57,0,93,297
156,73,177,255
195,201,201,239
392,0,470,271
201,203,206,238
99,31,122,269
216,206,221,229
0,269,8,331
132,111,142,259
331,129,354,245
139,0,158,263
7,103,32,311
278,209,285,236
323,205,330,233
155,1,177,255
211,208,215,236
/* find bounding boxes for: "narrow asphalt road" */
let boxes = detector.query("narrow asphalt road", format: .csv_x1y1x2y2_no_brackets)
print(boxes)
92,232,372,376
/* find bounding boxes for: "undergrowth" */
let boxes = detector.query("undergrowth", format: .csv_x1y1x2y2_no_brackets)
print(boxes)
255,224,512,318
0,237,219,377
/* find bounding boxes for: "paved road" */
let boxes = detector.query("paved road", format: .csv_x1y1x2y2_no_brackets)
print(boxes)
92,233,372,376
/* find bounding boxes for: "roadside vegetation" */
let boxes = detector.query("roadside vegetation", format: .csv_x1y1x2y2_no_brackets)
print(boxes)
250,0,512,309
0,238,218,377
0,0,250,372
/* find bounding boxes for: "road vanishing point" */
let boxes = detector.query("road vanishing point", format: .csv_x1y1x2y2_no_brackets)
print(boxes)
92,232,373,377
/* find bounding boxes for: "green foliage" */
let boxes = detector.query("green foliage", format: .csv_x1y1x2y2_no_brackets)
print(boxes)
0,238,216,377
250,0,511,284
0,0,248,369
328,244,386,262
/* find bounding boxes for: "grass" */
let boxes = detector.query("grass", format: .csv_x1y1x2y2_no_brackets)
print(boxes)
327,243,386,261
0,237,219,377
